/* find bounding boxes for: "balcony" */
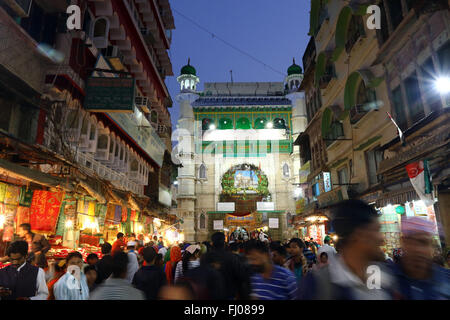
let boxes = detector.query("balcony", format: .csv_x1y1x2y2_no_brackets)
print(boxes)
324,122,344,147
349,104,368,124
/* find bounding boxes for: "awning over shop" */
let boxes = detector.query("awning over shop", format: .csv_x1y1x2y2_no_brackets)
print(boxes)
332,4,371,61
375,187,419,208
344,69,383,111
0,158,74,191
78,180,106,204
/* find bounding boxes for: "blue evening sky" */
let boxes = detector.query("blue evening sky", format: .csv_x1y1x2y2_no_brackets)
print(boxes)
165,0,311,129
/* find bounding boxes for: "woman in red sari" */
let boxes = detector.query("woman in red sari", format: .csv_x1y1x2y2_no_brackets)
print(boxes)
164,246,181,285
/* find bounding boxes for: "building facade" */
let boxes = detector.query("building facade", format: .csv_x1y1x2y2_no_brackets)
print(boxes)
175,61,307,242
295,0,449,251
0,0,179,254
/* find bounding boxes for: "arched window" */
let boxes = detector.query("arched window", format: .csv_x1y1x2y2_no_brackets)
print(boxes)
282,163,290,178
200,213,206,229
254,117,267,129
198,163,206,179
236,117,251,129
93,18,107,37
273,118,286,129
356,80,376,107
218,118,233,130
346,15,365,53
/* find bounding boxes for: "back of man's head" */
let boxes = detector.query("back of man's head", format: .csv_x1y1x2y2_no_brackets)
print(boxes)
19,223,31,233
117,232,124,240
142,246,157,264
331,199,379,247
112,252,128,278
244,240,269,255
7,240,28,257
211,232,225,249
101,242,112,255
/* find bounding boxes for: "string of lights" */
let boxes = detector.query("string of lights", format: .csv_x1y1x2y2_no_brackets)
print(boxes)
172,8,286,77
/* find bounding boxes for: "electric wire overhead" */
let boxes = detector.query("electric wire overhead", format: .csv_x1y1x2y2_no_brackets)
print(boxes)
172,8,286,77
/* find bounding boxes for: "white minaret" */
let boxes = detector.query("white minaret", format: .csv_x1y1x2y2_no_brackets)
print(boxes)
285,58,307,185
175,59,200,242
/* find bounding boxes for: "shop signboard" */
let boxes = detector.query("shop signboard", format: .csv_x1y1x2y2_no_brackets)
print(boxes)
317,186,348,208
213,220,224,230
107,112,165,167
85,77,136,112
296,198,306,214
323,172,332,193
269,218,279,229
257,202,274,211
299,161,310,184
217,202,235,212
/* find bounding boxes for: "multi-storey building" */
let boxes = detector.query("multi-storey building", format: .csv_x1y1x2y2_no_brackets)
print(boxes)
294,0,449,250
174,60,306,242
0,0,178,251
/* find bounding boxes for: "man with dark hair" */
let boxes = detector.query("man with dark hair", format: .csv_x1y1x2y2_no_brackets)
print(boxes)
132,246,167,300
90,252,144,300
202,232,251,299
245,240,298,300
270,242,288,268
54,251,89,300
0,240,48,300
299,199,391,300
86,253,99,266
16,223,50,268
287,238,307,281
95,242,113,284
317,235,337,258
112,232,126,256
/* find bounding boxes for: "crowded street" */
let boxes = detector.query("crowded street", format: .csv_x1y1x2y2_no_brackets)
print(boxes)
0,0,449,307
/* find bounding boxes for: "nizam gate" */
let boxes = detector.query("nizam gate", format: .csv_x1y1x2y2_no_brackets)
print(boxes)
175,60,307,242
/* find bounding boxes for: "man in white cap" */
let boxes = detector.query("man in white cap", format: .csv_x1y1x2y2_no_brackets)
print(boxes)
125,241,139,283
389,216,450,300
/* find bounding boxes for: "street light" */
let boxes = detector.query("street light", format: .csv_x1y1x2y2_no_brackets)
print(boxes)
266,122,273,129
209,124,216,130
435,76,450,94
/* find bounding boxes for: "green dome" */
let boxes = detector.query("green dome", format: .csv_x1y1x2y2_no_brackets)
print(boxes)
287,58,302,75
180,58,196,76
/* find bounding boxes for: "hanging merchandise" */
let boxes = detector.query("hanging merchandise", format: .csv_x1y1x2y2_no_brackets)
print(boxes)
121,206,128,222
114,205,122,223
4,185,20,205
19,187,33,207
0,182,6,202
55,202,66,237
15,206,31,231
30,190,64,233
106,204,115,222
395,206,405,215
77,199,85,214
88,201,95,216
95,204,107,232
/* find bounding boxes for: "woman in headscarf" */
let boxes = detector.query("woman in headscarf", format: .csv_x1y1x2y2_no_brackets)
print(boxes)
164,246,181,284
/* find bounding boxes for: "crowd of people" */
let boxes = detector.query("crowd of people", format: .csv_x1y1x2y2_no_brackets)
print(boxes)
0,200,449,300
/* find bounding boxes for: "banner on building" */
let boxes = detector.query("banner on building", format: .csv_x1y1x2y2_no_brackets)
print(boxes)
269,218,279,229
217,202,235,212
299,161,310,184
213,220,224,230
257,202,274,211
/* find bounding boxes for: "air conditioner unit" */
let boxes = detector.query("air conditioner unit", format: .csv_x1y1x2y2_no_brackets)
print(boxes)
5,0,32,18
